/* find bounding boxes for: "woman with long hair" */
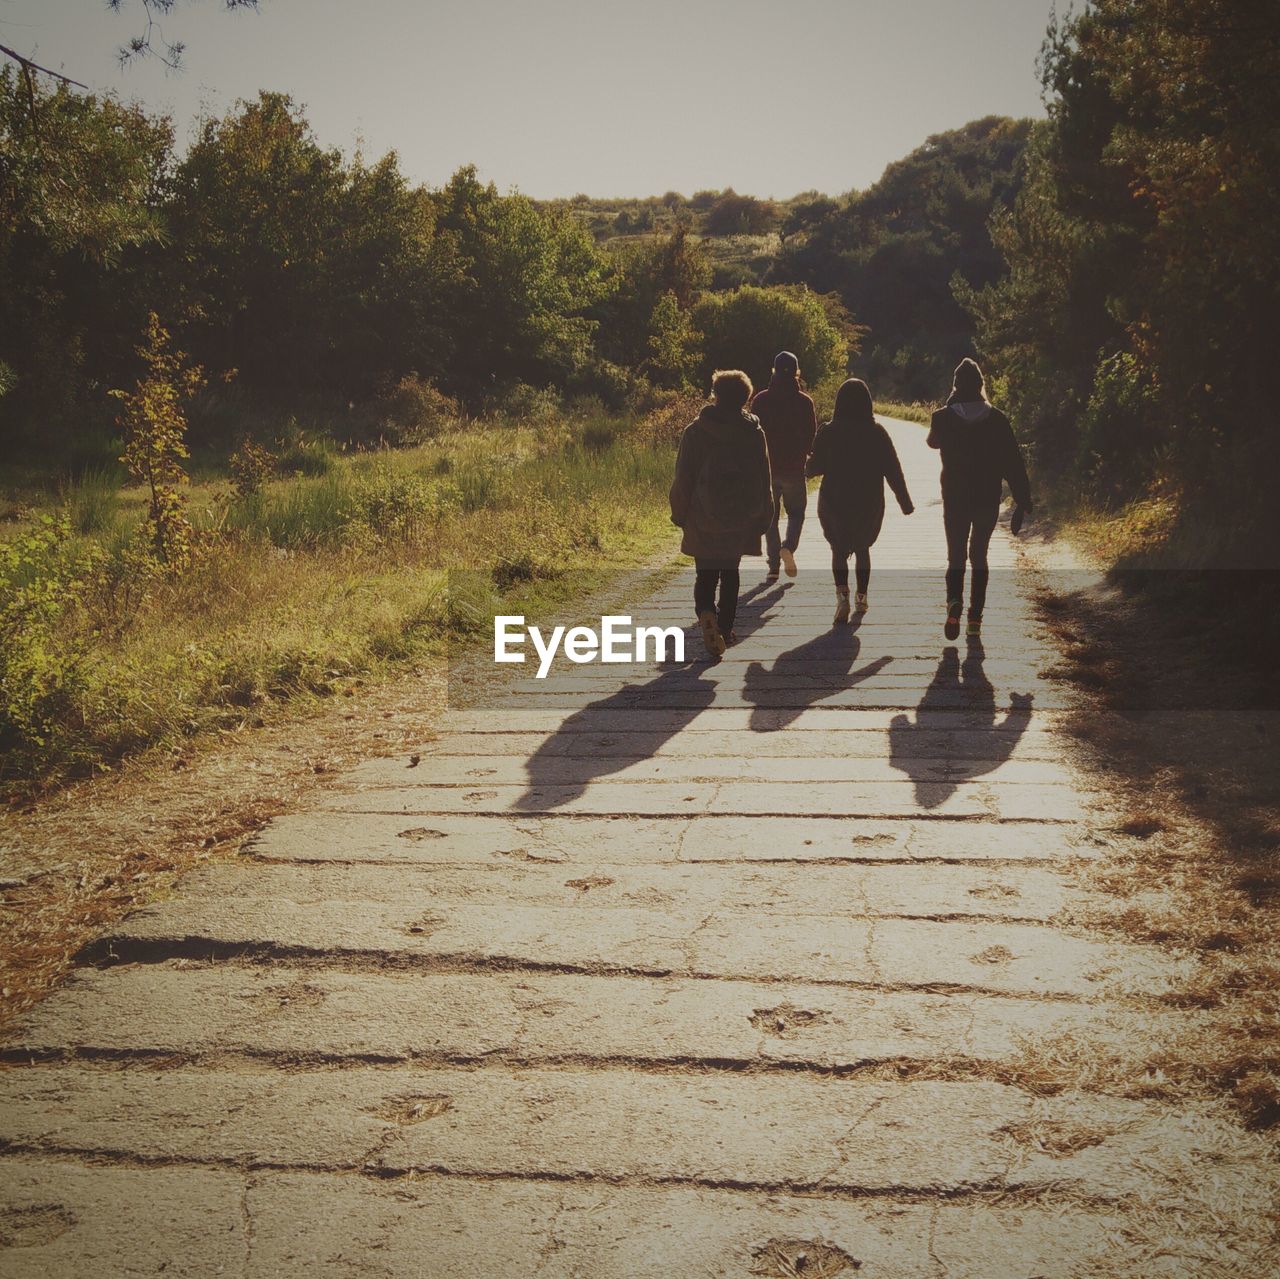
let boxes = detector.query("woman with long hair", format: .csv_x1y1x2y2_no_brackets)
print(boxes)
806,378,914,624
927,358,1032,639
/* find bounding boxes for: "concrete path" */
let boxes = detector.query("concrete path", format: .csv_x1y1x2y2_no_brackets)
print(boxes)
1,420,1271,1277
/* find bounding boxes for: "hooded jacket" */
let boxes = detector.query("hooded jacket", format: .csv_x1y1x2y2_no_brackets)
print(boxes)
806,417,912,552
669,403,774,562
927,400,1032,511
749,375,817,478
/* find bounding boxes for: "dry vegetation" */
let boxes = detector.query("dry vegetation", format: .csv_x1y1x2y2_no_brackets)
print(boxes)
1023,560,1280,1133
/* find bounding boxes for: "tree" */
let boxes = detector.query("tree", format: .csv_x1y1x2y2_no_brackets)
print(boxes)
112,313,203,570
435,166,609,399
691,285,850,392
0,67,173,450
770,116,1031,398
966,0,1280,571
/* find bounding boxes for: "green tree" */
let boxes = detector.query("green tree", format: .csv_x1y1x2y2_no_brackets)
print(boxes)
771,116,1031,398
111,313,204,570
435,166,609,399
691,285,850,392
0,68,173,451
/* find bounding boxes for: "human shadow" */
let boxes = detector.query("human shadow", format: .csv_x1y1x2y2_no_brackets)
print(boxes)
514,578,788,811
742,618,894,733
888,638,1033,809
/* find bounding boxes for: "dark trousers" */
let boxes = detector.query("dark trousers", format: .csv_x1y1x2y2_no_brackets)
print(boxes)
944,502,999,617
765,474,807,569
831,547,871,594
694,559,741,633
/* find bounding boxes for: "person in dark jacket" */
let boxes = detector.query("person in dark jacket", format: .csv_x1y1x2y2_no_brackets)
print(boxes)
670,370,774,656
806,379,914,624
927,358,1032,640
750,351,817,580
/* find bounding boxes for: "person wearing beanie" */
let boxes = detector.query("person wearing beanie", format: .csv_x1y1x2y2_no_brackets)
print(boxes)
670,369,774,656
805,378,914,624
749,351,817,580
926,358,1032,640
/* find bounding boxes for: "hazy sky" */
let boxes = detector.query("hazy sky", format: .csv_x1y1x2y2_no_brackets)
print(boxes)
2,0,1053,198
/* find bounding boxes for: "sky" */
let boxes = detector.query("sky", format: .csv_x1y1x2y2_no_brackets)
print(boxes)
1,0,1054,198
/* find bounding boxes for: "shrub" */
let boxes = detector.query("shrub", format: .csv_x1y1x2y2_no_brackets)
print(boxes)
229,438,276,498
351,467,434,542
374,375,459,445
691,285,848,391
110,314,204,572
0,515,101,768
495,383,562,425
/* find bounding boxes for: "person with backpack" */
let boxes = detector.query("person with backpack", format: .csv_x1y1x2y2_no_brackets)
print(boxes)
669,369,774,656
806,378,914,624
750,351,817,580
927,358,1032,640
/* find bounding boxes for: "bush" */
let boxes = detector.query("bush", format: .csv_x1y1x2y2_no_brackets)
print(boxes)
494,383,562,425
1078,351,1161,501
229,438,276,497
692,285,848,392
373,375,459,445
0,515,101,768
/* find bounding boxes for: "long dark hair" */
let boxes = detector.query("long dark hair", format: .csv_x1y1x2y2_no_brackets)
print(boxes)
830,377,875,427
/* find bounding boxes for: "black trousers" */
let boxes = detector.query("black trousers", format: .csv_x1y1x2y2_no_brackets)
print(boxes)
831,547,871,594
943,502,999,616
694,559,741,633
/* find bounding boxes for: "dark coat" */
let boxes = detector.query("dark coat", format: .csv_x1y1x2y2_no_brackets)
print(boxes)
669,404,774,563
750,377,817,478
806,418,912,552
927,403,1032,512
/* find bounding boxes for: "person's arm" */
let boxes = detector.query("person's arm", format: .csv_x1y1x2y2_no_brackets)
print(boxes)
669,427,696,527
755,431,775,533
880,427,914,513
926,411,943,450
802,394,817,458
805,425,827,479
1000,417,1032,512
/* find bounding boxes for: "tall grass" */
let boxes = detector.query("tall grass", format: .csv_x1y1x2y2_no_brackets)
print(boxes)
0,408,679,784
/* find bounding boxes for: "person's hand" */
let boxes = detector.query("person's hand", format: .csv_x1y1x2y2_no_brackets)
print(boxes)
901,501,914,515
1010,505,1026,536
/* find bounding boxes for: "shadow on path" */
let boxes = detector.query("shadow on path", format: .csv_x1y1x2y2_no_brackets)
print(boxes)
514,580,787,811
743,619,893,733
888,638,1032,809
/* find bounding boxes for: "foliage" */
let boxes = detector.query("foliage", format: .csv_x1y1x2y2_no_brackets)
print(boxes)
370,376,459,445
965,0,1280,570
0,68,174,447
703,191,780,237
111,314,204,570
229,437,276,498
0,516,101,766
771,116,1031,398
691,285,850,391
435,166,609,399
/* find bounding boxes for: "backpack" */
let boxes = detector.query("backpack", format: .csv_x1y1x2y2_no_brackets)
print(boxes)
695,432,757,531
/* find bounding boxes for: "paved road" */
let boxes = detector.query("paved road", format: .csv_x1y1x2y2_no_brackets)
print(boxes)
0,419,1270,1277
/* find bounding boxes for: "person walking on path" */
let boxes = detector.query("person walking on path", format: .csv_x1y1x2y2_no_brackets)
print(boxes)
927,358,1032,640
670,369,774,656
750,350,817,580
806,378,914,624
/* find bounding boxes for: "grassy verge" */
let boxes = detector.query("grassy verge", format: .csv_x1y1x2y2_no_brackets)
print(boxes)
877,400,932,425
1,399,697,793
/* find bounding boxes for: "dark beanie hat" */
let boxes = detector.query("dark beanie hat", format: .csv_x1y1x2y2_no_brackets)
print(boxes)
773,351,799,375
953,358,984,396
